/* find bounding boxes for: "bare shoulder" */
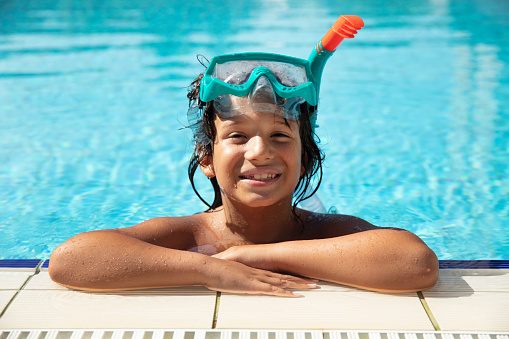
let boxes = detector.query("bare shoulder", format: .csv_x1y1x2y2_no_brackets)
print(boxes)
298,210,380,239
118,213,212,250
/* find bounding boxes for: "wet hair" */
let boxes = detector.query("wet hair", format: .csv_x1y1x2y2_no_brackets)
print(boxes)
187,73,325,212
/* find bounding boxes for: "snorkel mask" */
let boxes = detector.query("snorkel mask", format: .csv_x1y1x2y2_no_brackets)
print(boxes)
189,15,364,145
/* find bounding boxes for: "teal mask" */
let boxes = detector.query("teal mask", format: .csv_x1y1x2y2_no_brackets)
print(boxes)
190,15,364,144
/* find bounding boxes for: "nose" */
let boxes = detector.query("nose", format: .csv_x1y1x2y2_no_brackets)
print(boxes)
244,135,274,162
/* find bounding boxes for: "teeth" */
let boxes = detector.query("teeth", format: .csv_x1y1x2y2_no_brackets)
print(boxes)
244,173,277,181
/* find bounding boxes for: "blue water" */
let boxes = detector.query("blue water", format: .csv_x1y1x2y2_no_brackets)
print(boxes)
1,0,508,260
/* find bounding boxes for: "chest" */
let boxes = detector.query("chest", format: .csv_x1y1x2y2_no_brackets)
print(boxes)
189,217,254,255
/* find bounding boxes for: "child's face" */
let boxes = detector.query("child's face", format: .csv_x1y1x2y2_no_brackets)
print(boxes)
201,109,304,208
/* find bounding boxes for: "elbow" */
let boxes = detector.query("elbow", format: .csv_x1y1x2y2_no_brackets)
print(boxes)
406,243,439,291
48,242,77,288
421,251,440,290
379,230,439,293
48,232,103,289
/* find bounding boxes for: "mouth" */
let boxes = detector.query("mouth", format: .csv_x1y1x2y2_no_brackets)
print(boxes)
239,173,281,181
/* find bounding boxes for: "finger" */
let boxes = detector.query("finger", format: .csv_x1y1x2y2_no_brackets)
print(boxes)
261,284,303,298
232,275,307,298
214,279,302,298
262,274,318,290
286,276,319,284
284,280,318,289
211,252,236,262
267,271,318,284
268,273,319,286
279,279,317,289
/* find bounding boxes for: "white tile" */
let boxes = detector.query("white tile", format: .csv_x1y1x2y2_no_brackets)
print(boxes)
0,287,217,329
311,281,366,292
0,290,18,313
423,291,509,331
422,269,509,331
23,271,68,290
427,269,509,292
0,271,33,290
216,289,434,330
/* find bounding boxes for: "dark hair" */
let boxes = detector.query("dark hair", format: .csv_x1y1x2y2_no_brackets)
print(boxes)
187,74,325,212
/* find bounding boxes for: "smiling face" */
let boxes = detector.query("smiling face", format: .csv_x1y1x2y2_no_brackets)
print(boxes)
200,109,304,208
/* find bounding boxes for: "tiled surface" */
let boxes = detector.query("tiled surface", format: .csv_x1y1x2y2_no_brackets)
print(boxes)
0,289,217,329
0,268,508,331
426,269,509,292
423,269,509,332
0,272,217,329
0,271,33,290
424,291,509,331
217,289,433,330
22,271,68,290
0,291,18,314
0,270,35,317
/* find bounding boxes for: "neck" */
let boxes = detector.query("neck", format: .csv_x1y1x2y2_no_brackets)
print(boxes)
218,195,301,244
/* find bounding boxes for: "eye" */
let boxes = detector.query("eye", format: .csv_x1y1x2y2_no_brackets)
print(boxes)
271,132,291,139
226,132,248,143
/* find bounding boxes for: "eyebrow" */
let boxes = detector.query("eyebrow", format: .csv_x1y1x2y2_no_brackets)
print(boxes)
216,113,299,136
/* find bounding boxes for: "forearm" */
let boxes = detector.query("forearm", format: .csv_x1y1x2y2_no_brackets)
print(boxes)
240,229,438,292
49,230,214,291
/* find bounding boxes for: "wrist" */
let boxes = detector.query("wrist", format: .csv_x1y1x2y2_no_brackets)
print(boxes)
243,243,278,271
198,255,227,288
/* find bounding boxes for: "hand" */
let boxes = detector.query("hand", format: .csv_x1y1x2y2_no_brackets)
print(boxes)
205,255,317,297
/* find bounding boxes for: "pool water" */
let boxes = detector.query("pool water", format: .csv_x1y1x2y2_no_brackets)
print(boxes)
1,0,508,260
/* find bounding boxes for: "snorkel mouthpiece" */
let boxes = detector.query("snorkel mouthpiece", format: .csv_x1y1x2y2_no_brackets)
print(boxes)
320,15,364,52
308,15,364,98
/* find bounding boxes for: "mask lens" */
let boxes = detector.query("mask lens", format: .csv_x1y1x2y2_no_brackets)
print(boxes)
208,57,310,121
214,60,308,87
214,76,304,121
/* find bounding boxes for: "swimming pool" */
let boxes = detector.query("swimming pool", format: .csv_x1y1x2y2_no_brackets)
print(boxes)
1,0,508,260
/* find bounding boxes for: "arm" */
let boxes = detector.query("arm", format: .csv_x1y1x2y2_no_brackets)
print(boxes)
49,219,316,296
214,224,439,293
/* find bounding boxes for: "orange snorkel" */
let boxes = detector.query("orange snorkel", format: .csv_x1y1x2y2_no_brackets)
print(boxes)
320,15,364,52
308,15,364,105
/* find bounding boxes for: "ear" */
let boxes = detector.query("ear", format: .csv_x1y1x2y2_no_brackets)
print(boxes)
200,155,215,178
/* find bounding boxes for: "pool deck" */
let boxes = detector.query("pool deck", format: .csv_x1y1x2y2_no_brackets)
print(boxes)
0,260,508,334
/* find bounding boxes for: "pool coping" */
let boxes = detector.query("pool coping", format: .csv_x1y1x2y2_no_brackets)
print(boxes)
0,260,508,332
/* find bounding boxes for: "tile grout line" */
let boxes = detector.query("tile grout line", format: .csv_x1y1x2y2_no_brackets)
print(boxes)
0,260,44,320
417,291,441,331
34,260,44,274
211,291,221,329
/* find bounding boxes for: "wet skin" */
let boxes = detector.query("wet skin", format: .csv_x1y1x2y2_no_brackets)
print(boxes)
48,110,439,295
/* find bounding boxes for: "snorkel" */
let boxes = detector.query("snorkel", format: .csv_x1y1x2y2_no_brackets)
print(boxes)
195,15,364,138
308,15,364,99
